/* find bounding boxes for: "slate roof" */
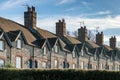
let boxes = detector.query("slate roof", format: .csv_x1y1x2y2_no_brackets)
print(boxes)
103,44,113,51
58,35,81,52
48,38,57,48
7,30,20,42
0,17,37,46
59,35,81,45
85,40,99,48
31,39,46,48
65,35,81,44
36,27,56,39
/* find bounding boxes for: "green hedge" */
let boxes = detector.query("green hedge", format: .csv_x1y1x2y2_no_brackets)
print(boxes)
0,69,120,80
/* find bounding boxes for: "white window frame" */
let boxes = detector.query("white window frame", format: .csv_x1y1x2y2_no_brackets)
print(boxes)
0,40,4,51
17,39,22,49
42,62,47,69
16,57,22,68
54,60,58,68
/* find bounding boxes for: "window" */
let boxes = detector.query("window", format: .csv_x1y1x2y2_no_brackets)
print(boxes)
54,45,58,53
0,40,4,51
43,47,46,55
115,64,119,71
42,62,46,69
67,63,70,68
63,61,66,68
94,54,97,60
17,39,21,49
88,63,92,69
27,59,32,68
16,57,22,68
101,64,103,70
72,51,76,58
81,62,84,69
0,59,4,68
95,65,97,70
54,60,58,68
72,64,76,69
81,50,84,56
34,61,38,68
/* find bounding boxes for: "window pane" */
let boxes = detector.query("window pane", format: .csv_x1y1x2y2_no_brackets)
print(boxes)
17,39,21,49
34,61,38,68
63,61,65,68
81,62,84,69
0,59,4,68
54,60,58,68
16,57,22,68
81,50,84,56
55,45,58,53
73,51,76,58
0,41,3,50
42,62,46,68
27,60,32,68
43,47,46,55
73,64,76,69
101,64,103,70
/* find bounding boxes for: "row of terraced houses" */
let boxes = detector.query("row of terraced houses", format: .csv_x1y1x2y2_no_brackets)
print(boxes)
0,6,119,71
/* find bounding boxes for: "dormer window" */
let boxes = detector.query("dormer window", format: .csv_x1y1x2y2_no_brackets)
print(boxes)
54,45,58,53
81,49,84,56
43,46,47,55
0,40,4,51
17,39,21,49
72,50,76,58
94,53,97,60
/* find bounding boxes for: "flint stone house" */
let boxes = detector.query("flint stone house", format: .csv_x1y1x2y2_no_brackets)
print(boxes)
0,6,120,71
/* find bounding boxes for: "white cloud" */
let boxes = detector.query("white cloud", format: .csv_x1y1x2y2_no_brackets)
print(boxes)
37,15,120,32
82,10,111,17
0,0,27,9
64,7,75,12
57,0,75,5
97,11,111,15
81,1,89,6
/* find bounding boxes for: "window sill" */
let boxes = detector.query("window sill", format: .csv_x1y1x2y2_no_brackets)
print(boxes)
17,48,22,50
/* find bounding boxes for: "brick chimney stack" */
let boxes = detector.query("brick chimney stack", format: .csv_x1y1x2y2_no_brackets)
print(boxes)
56,19,66,36
78,26,88,42
24,6,37,28
110,36,116,49
96,32,104,45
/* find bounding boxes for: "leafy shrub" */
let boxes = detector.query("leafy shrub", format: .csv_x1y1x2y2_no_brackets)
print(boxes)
0,69,120,80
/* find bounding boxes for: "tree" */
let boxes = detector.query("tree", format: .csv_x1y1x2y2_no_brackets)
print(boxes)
67,31,70,35
87,30,95,41
72,31,78,37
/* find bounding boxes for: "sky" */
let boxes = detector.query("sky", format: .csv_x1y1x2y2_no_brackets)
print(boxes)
0,0,120,46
